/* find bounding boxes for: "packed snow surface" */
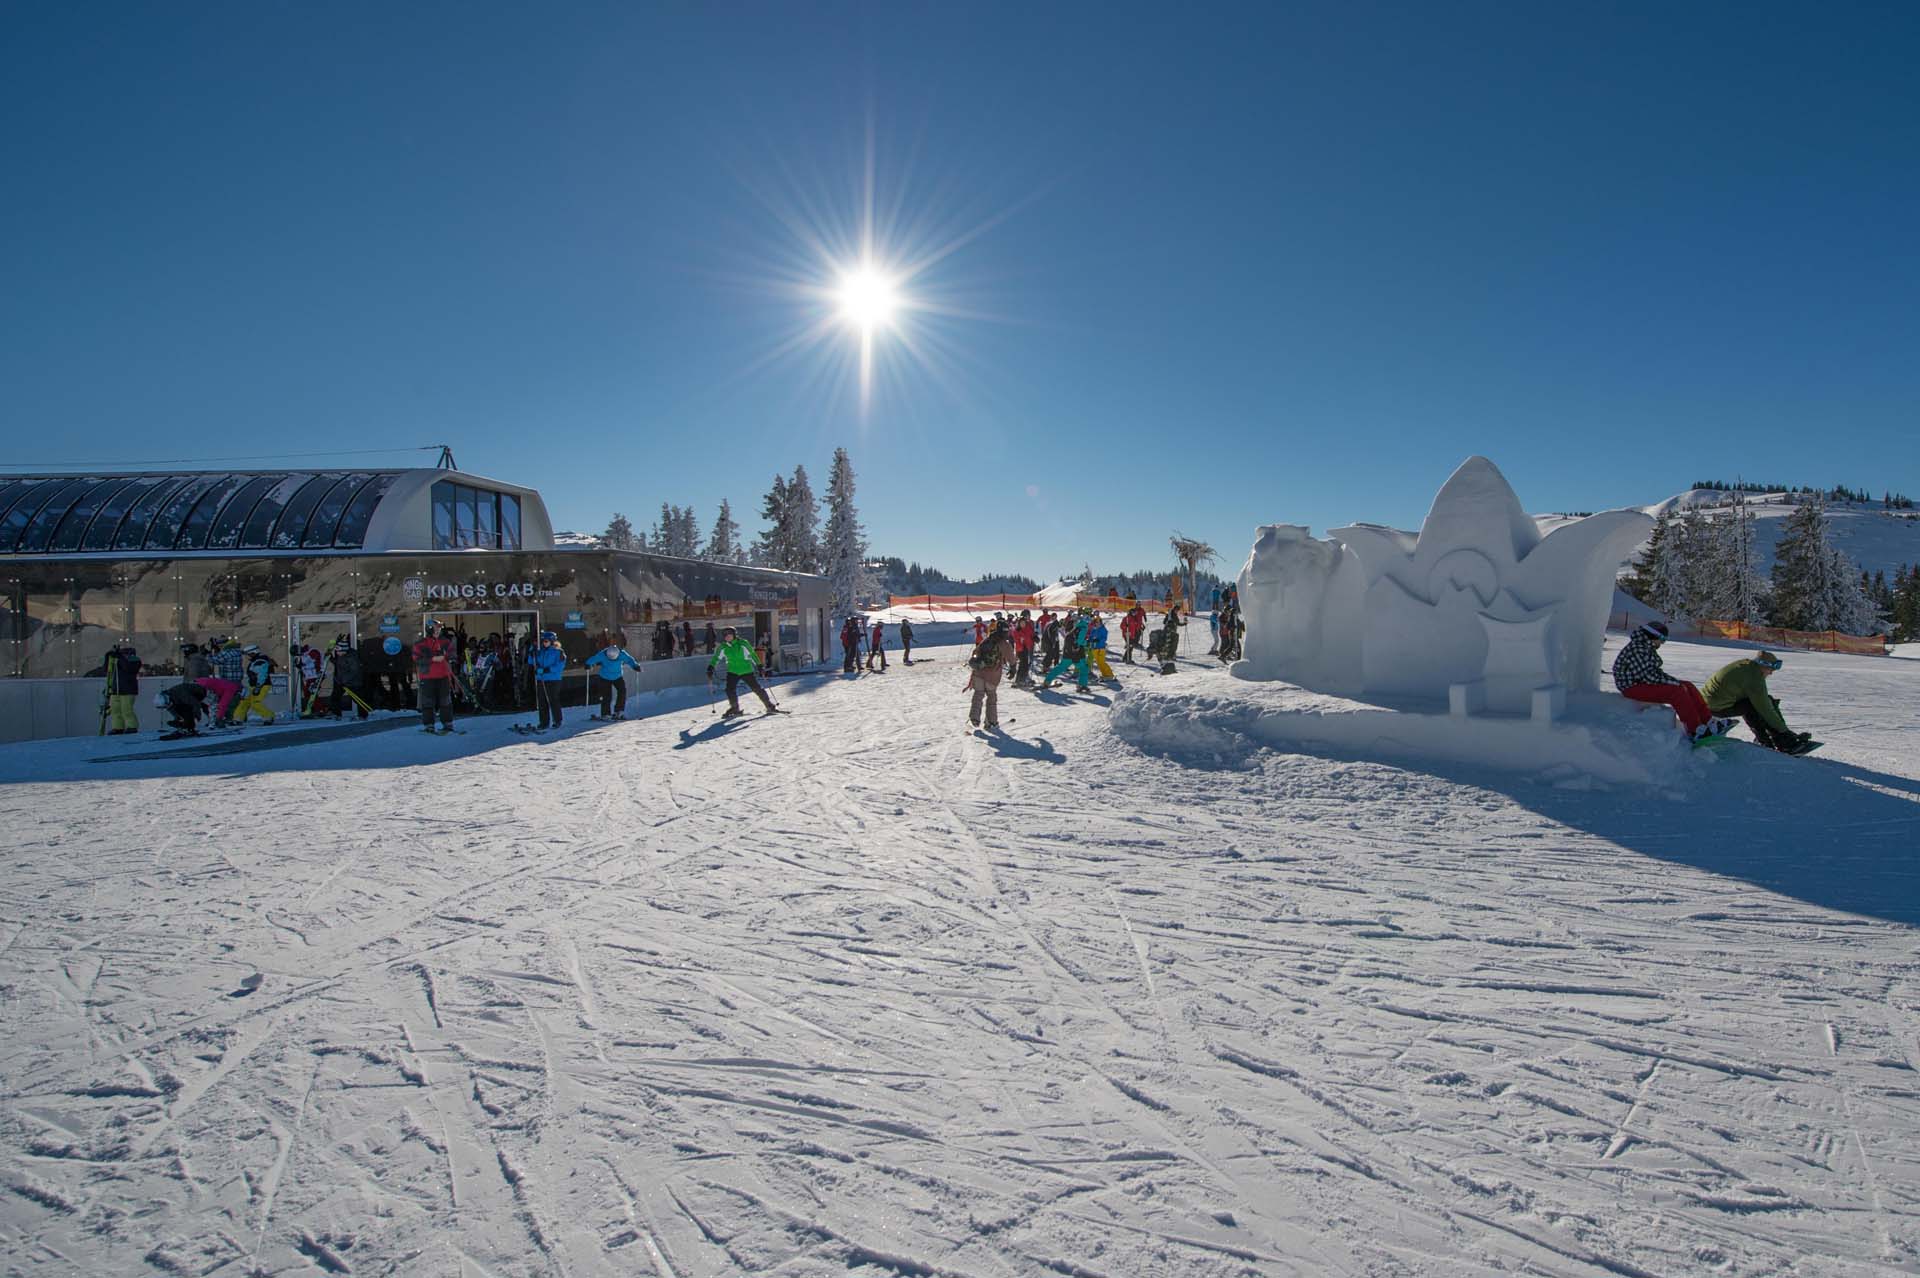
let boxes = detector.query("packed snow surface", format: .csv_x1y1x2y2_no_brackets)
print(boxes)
2,633,1918,1276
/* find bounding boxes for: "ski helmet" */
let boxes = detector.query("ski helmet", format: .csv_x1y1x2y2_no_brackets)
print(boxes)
242,643,259,655
1755,651,1782,670
1637,621,1669,641
540,630,558,641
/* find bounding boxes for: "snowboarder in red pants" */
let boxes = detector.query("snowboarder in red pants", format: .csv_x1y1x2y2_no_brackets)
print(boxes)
1612,621,1729,741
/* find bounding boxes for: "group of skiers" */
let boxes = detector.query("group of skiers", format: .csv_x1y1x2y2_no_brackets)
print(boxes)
841,616,913,671
959,604,1189,730
80,595,1821,756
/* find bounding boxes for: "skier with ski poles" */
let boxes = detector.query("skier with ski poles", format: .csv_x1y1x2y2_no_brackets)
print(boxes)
584,633,641,719
899,616,916,665
867,618,888,671
707,625,781,718
528,630,568,731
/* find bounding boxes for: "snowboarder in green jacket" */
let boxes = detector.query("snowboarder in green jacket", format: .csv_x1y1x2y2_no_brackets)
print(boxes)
1702,652,1811,753
707,627,780,718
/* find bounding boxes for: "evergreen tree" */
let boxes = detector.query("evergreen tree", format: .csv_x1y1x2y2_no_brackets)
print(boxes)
603,513,638,551
821,447,872,613
784,465,822,573
653,503,677,554
754,475,790,568
1622,511,1668,604
705,499,742,563
1770,496,1875,633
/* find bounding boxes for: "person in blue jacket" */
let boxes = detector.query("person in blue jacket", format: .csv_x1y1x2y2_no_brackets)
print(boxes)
530,630,569,731
583,632,641,719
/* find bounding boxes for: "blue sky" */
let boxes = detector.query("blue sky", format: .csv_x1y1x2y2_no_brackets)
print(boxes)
3,3,1916,581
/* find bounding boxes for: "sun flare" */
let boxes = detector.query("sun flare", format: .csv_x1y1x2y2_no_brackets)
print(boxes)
836,265,900,332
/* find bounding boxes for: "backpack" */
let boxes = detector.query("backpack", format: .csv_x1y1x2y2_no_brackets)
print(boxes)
967,635,1001,670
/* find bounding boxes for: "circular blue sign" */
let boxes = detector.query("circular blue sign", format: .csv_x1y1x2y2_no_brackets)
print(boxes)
383,636,403,656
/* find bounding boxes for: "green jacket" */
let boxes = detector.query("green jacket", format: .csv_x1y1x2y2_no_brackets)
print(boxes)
1702,660,1786,731
709,637,758,676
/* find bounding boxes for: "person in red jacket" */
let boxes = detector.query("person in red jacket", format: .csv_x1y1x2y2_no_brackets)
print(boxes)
413,619,457,733
1011,610,1037,686
1119,606,1146,664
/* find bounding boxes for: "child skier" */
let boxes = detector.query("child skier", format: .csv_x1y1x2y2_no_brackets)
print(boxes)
231,644,278,724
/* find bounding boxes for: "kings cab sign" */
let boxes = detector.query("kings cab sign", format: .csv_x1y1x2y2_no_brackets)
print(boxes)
402,576,543,606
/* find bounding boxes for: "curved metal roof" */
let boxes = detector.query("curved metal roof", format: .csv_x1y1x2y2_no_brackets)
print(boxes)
0,471,404,554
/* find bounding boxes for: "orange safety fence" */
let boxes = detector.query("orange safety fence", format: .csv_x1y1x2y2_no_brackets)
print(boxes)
885,593,1188,617
1692,619,1890,656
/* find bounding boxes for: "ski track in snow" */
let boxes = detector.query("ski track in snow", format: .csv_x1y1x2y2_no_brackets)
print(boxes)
0,635,1918,1275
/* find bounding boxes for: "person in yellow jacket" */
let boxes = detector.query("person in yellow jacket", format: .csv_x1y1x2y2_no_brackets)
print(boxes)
1085,613,1116,680
229,645,278,724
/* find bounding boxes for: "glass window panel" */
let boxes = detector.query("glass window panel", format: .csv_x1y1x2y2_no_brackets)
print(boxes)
112,477,190,551
304,472,374,547
144,475,223,550
477,490,497,548
334,474,396,547
460,487,480,548
500,494,520,550
268,475,339,549
18,566,78,677
126,562,185,677
0,480,58,552
68,564,127,677
48,478,135,552
0,479,51,538
15,479,97,552
205,475,280,549
175,475,250,550
83,477,163,551
238,473,311,548
0,572,23,678
432,481,456,549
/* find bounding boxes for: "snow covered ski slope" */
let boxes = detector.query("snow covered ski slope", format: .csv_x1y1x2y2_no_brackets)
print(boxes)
1,634,1916,1275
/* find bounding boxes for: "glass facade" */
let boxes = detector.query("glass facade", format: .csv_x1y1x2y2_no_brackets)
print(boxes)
430,481,522,550
0,470,409,554
1,550,824,685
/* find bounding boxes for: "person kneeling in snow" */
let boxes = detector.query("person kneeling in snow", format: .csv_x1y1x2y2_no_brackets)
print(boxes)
1612,621,1730,741
1703,651,1813,753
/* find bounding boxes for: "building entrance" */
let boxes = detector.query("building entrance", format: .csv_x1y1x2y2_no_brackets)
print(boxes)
287,613,357,716
422,609,539,712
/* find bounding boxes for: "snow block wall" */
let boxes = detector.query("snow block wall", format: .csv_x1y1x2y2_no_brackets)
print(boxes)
1235,457,1652,707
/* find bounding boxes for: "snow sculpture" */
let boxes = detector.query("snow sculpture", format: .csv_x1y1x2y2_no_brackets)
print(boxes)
1234,457,1651,717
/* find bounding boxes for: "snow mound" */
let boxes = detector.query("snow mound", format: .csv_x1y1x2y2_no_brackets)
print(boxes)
1111,680,1698,788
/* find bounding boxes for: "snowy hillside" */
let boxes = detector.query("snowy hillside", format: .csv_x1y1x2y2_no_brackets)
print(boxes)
1638,490,1920,580
2,631,1916,1275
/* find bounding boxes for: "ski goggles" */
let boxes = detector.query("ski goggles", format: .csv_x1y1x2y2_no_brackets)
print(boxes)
1755,654,1783,670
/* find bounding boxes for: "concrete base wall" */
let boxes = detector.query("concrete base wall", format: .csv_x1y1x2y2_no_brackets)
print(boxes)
2,653,823,744
0,678,115,743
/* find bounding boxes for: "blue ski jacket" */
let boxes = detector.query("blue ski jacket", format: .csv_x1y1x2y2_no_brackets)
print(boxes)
532,646,568,683
584,647,639,681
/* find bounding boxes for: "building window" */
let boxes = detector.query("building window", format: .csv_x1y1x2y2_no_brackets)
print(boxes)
430,481,521,551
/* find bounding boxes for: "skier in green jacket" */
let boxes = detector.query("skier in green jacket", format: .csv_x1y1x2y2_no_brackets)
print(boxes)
706,626,782,718
1702,651,1812,753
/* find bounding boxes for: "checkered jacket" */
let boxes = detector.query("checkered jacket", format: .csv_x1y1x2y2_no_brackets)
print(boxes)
1611,631,1677,693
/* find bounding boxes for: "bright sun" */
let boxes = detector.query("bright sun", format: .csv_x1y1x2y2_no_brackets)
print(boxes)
836,265,900,331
